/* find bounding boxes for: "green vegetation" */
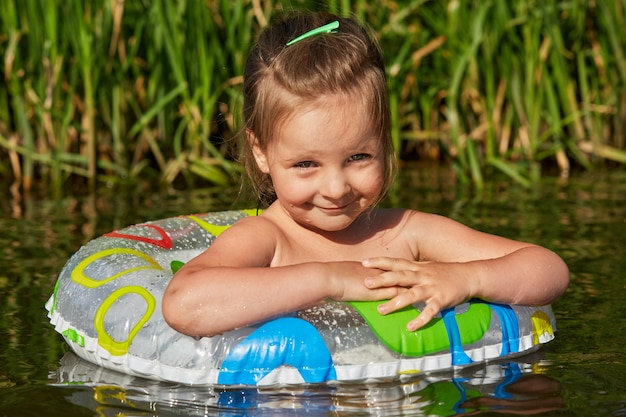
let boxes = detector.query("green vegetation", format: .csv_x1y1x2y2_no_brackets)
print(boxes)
1,0,625,193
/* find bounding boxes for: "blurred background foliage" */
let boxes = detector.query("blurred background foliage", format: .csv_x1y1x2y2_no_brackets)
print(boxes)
1,0,625,195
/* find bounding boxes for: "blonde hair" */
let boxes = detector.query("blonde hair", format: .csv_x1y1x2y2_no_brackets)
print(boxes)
242,12,396,205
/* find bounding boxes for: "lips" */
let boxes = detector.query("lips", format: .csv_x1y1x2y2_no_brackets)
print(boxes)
317,202,353,213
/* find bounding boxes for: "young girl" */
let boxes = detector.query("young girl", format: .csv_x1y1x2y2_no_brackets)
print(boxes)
162,12,569,337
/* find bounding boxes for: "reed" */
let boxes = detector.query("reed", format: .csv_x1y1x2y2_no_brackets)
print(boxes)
1,0,624,193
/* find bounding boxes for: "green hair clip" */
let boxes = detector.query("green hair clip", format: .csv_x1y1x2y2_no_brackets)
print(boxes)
286,20,339,46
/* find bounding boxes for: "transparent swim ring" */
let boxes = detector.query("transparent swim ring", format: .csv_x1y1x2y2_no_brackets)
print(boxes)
46,210,557,386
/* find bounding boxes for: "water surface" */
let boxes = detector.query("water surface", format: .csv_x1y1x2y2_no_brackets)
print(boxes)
1,168,624,416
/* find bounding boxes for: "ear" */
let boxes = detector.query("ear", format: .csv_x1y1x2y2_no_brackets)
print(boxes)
248,130,270,174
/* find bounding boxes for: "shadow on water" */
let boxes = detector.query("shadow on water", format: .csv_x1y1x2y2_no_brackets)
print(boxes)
1,166,625,415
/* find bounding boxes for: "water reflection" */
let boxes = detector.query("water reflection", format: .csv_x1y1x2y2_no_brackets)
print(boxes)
52,352,564,416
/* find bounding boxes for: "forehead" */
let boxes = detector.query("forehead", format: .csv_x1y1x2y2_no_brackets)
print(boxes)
279,92,373,133
271,94,379,155
271,76,375,114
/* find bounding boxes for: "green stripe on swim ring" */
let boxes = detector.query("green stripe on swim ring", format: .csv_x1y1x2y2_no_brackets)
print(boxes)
348,300,492,356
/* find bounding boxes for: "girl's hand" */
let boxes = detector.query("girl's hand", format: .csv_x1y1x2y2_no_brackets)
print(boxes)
362,257,477,331
325,261,403,303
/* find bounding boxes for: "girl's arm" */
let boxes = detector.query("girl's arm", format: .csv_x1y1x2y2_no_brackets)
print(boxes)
162,216,397,336
363,211,570,331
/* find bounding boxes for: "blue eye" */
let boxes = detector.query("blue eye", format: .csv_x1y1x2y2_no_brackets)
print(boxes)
348,153,370,162
294,161,315,169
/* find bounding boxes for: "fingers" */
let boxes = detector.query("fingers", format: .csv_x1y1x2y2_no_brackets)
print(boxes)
374,287,442,332
363,257,416,272
362,258,423,289
377,294,440,331
375,290,415,315
368,286,402,301
361,258,459,331
407,302,439,331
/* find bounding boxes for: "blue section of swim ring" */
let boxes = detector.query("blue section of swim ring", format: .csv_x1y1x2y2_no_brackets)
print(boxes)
489,303,520,355
217,317,337,385
441,308,473,366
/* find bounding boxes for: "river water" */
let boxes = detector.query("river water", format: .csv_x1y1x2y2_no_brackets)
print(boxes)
0,167,624,416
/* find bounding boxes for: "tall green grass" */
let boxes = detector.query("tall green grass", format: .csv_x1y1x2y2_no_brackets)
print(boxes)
1,0,625,193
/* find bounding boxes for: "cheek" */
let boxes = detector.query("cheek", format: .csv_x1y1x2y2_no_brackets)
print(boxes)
359,166,385,196
273,175,311,203
366,178,385,199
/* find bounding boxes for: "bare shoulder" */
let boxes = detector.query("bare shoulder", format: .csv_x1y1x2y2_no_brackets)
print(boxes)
215,213,282,248
392,208,533,261
224,212,281,234
187,213,281,267
402,208,463,229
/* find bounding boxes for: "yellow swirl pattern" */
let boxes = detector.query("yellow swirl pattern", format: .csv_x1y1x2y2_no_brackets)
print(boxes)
71,248,163,289
93,286,156,356
70,247,162,355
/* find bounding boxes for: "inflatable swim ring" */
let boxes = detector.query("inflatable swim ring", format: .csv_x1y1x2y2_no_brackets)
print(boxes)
46,210,557,386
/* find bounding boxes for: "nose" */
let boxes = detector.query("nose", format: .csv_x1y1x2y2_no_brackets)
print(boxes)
320,169,351,201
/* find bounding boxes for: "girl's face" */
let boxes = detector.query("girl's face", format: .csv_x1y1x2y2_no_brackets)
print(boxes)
252,94,385,233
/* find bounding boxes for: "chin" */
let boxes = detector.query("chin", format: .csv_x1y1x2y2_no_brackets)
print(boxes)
290,204,367,232
311,215,361,233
